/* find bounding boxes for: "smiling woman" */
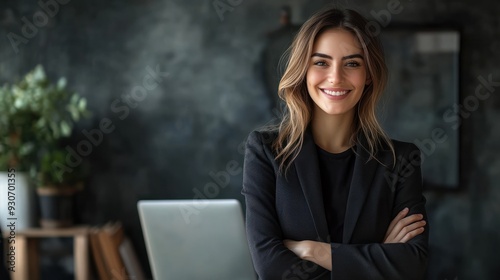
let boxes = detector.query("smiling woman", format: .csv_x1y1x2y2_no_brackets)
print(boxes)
242,7,429,280
306,28,369,145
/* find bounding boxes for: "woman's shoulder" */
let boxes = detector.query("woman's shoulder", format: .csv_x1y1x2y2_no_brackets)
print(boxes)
247,126,279,148
371,138,421,170
389,138,421,156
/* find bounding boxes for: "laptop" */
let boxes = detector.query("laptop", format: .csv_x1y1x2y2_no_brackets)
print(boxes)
138,199,256,280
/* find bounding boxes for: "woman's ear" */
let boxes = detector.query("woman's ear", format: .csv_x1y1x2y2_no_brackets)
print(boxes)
365,74,372,85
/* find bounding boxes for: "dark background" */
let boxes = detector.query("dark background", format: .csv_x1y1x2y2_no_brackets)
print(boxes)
1,0,499,279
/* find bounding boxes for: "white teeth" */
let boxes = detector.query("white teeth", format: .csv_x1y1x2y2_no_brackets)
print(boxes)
323,89,349,96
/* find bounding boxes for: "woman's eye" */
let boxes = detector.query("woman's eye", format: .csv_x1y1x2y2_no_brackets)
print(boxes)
313,61,327,66
346,61,360,67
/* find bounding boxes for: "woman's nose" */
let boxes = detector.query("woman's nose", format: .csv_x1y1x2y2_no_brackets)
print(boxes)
327,64,343,84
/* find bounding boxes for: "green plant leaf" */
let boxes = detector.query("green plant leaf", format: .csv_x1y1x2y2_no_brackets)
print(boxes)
0,64,90,175
19,142,35,156
32,65,46,82
78,97,87,111
13,98,24,109
57,77,67,90
60,121,71,136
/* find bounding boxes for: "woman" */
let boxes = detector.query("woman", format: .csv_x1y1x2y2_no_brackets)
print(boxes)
242,7,429,280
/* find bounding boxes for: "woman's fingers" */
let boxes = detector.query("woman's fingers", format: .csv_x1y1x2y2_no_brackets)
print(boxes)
399,224,426,243
384,209,426,243
284,239,302,255
284,239,312,259
393,219,426,242
393,214,424,233
384,207,409,239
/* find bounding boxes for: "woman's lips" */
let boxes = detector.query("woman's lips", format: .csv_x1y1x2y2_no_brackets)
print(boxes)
320,88,351,99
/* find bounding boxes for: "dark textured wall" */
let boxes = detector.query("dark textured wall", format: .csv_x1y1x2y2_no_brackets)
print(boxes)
1,0,499,279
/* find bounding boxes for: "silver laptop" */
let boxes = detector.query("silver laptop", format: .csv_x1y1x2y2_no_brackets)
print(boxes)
138,199,256,280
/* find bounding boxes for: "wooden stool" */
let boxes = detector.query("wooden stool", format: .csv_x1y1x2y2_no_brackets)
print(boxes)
4,226,90,280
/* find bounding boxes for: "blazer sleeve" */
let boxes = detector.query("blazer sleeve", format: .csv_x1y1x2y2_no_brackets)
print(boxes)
329,143,429,280
242,131,328,280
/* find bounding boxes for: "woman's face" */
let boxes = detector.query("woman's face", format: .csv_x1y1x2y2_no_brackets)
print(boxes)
306,28,370,117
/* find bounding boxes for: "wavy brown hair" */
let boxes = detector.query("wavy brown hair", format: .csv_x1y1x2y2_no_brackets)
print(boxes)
274,7,394,170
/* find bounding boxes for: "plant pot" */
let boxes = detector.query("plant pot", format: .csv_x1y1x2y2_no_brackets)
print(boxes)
36,186,79,229
0,171,36,232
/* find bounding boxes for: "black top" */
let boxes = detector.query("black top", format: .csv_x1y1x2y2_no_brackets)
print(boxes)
316,145,356,243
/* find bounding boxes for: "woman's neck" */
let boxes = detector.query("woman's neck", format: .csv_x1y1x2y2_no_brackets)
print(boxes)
310,107,354,154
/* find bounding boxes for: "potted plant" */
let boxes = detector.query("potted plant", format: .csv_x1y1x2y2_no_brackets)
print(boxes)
36,148,87,228
0,65,89,229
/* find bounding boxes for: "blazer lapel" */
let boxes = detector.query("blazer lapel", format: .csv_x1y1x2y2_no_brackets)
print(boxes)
293,128,330,241
342,135,389,243
293,129,391,244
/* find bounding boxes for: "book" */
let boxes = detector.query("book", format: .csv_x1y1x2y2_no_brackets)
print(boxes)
119,237,146,280
90,227,109,279
89,222,145,280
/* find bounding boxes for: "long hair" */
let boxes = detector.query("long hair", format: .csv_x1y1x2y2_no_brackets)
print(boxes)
274,7,394,171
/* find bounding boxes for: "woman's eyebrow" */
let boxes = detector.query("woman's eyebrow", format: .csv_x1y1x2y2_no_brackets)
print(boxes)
342,54,364,60
311,52,364,60
311,52,333,59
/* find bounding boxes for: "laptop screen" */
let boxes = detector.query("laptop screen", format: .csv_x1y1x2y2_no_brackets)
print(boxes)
138,199,256,280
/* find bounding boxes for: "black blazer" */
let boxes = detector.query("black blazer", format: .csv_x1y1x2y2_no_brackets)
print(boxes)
242,128,429,280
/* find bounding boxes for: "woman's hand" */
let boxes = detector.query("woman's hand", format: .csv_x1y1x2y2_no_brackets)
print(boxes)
283,240,313,259
384,207,426,243
284,240,332,270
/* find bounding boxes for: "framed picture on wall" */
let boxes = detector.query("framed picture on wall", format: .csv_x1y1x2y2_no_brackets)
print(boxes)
379,28,461,189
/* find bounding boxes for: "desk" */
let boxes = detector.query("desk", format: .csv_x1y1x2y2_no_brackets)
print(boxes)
5,226,90,280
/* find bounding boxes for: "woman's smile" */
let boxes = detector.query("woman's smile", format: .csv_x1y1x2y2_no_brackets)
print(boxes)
320,88,352,99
